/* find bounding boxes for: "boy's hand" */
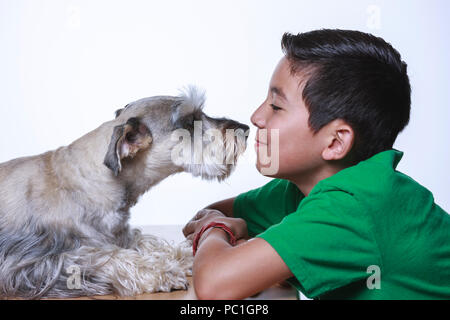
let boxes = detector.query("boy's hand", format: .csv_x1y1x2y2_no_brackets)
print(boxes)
183,208,248,242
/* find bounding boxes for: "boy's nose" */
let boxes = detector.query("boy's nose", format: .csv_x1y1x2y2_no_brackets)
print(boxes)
251,105,266,129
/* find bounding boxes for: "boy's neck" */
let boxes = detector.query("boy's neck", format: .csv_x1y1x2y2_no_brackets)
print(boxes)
289,163,346,197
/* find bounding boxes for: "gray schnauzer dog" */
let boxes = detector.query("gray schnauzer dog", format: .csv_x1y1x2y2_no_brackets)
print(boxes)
0,86,249,298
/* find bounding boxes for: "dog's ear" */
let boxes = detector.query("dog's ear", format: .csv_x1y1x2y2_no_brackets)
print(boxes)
103,117,152,176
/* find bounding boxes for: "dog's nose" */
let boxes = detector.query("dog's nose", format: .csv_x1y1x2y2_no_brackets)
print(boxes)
236,123,250,140
239,123,250,133
226,120,250,140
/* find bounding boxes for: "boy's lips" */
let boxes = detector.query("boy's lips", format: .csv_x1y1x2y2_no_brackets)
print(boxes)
255,140,267,148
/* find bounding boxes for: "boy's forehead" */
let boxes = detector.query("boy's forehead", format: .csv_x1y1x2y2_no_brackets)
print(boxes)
270,86,288,102
271,57,291,81
270,57,305,101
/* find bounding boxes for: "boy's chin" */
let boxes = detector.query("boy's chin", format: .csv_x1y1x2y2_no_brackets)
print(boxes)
255,161,281,177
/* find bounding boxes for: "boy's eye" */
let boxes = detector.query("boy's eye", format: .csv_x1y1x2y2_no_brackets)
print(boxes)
270,104,282,111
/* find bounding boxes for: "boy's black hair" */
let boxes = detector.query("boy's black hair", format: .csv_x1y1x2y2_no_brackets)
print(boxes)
281,29,411,164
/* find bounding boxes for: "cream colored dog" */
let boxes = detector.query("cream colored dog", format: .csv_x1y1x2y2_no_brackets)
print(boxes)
0,86,249,298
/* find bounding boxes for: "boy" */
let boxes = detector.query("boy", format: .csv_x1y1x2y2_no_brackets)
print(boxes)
182,29,450,300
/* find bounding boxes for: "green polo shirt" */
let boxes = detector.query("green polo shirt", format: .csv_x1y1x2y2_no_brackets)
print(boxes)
233,149,450,299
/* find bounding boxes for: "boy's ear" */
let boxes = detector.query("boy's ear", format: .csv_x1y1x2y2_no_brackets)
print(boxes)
103,117,152,176
322,121,354,161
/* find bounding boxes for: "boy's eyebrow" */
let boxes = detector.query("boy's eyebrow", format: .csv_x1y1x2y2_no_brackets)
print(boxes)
270,86,287,102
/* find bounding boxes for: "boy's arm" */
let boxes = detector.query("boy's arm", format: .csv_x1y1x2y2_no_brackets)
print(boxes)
193,229,293,300
203,197,236,217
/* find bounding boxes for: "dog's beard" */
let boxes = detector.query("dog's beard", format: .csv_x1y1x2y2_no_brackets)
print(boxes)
180,131,247,181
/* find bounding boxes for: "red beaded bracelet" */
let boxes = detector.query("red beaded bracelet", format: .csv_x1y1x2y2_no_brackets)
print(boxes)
192,222,237,256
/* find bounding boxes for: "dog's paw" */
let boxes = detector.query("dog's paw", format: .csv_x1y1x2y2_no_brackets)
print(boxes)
174,239,194,276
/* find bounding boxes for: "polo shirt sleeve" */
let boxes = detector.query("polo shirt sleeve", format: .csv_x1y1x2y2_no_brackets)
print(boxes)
257,187,381,299
233,179,304,237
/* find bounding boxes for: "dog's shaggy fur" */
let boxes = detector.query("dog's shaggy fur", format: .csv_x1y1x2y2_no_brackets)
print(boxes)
0,87,248,298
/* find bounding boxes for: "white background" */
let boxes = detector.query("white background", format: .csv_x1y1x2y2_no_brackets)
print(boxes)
0,0,449,226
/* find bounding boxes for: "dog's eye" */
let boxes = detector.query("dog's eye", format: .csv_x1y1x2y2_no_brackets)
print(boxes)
115,104,130,118
182,114,195,127
115,109,123,118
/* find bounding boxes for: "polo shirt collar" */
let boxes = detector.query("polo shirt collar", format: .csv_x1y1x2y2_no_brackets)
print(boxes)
306,148,404,197
367,148,404,169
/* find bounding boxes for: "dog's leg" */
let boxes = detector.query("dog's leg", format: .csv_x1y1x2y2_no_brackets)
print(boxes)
60,230,193,297
0,226,192,298
128,228,193,278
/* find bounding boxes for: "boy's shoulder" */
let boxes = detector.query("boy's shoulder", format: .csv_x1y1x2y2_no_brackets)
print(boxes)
250,149,446,219
310,149,415,202
308,148,448,221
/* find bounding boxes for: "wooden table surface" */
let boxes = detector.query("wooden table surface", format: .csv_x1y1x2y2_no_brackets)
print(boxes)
48,225,297,300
